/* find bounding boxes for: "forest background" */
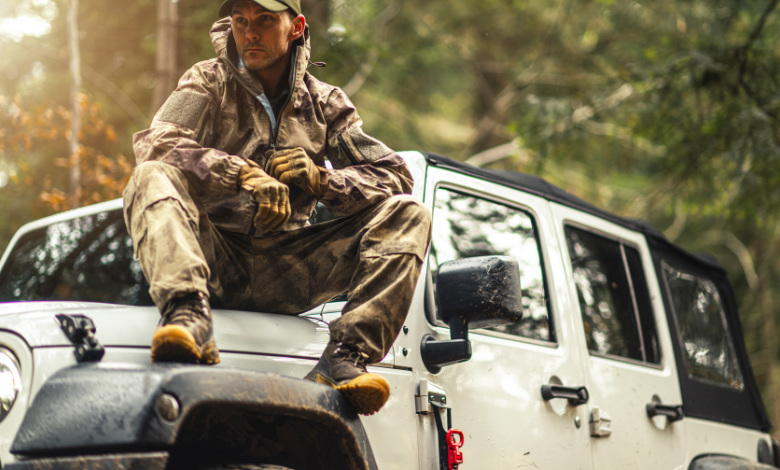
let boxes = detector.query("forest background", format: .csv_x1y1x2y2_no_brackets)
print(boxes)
2,0,780,434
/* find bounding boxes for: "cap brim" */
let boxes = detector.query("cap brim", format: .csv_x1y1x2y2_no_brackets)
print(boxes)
219,0,290,18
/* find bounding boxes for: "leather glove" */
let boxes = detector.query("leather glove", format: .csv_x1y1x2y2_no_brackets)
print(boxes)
238,160,290,233
265,148,329,198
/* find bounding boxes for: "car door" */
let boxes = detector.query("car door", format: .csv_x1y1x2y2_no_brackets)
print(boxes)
551,204,688,469
395,166,593,469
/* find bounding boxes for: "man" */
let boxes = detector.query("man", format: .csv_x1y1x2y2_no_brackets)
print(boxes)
123,0,431,415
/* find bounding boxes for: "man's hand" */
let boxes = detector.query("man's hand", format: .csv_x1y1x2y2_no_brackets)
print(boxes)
266,148,329,198
239,160,290,233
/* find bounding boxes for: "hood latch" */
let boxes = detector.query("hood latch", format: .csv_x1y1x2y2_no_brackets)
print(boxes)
56,314,105,363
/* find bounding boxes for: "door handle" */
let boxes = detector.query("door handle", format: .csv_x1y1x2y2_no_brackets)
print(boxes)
646,403,684,422
541,384,589,405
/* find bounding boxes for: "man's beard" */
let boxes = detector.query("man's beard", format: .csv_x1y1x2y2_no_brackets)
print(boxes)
242,43,286,71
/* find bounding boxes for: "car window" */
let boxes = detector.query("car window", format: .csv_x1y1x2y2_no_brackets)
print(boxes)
0,210,153,306
309,201,341,226
429,188,552,342
663,264,743,389
565,226,660,364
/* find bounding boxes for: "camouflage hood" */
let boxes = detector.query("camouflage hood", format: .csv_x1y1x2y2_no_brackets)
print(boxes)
209,17,312,76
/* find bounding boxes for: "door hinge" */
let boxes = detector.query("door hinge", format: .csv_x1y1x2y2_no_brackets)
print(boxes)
590,406,612,437
56,314,105,363
416,379,449,414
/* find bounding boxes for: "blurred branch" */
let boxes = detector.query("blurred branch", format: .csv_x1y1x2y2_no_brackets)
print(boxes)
459,0,571,158
736,0,780,119
342,0,403,97
740,220,780,314
578,120,667,157
465,138,532,168
742,0,779,51
702,230,760,291
542,83,667,157
6,40,150,127
458,69,535,158
342,50,379,98
663,200,687,242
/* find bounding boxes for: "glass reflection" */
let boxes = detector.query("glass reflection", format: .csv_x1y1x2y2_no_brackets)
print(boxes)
430,189,551,342
0,210,153,306
664,265,743,389
565,227,643,361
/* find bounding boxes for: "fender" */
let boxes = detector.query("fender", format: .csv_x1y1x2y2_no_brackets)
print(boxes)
689,455,777,470
9,363,378,470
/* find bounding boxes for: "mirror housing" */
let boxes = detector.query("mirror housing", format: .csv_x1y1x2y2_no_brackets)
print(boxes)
421,256,523,373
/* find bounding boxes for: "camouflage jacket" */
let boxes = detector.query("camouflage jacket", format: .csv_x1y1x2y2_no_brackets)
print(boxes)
132,19,413,235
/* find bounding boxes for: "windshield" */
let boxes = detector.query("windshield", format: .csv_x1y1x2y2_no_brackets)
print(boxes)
0,209,153,306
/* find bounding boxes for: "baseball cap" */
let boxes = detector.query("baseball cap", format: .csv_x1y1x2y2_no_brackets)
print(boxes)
219,0,301,18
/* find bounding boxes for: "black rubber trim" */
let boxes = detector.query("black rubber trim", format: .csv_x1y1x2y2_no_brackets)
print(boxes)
11,363,377,470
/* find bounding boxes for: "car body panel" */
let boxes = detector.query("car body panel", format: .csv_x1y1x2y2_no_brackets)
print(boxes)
684,418,770,465
552,203,689,469
409,166,594,469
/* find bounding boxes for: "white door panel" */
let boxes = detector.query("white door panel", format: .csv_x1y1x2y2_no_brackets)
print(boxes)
551,203,687,469
405,168,592,469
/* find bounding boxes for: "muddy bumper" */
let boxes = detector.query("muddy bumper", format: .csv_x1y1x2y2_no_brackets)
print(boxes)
6,363,377,470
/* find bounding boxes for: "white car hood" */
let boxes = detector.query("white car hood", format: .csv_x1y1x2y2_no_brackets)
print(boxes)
0,301,343,359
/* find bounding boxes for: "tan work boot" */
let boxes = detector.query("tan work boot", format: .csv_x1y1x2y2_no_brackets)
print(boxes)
304,341,390,415
151,292,220,364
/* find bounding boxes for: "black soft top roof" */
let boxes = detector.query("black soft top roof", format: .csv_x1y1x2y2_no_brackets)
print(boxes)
423,152,771,432
423,152,723,272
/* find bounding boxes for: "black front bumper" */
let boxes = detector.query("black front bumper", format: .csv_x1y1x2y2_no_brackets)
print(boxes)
5,452,168,470
7,363,377,470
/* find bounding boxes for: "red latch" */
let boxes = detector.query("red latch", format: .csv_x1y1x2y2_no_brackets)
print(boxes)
446,428,464,469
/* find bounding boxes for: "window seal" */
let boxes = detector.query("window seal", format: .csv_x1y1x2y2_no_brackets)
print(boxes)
424,183,557,346
621,243,647,363
564,222,662,368
588,350,663,370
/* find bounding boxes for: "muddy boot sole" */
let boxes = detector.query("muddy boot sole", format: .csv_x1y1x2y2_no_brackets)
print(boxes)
151,324,220,364
334,373,390,416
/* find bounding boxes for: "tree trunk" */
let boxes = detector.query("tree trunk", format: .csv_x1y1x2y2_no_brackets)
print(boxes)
67,0,81,206
301,0,330,44
151,0,178,116
759,278,780,438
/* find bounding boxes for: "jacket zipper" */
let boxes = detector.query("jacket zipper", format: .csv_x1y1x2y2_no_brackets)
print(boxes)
270,48,300,149
338,134,360,166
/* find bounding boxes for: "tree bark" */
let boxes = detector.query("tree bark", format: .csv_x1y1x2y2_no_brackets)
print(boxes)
67,0,81,206
759,278,780,439
151,0,178,116
301,0,330,44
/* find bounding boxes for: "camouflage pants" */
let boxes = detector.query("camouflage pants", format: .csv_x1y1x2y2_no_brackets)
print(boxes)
123,161,431,361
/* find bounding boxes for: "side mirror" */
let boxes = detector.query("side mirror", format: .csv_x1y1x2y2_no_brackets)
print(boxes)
421,256,523,373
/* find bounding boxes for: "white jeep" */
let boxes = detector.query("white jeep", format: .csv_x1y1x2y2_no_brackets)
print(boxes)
0,152,773,470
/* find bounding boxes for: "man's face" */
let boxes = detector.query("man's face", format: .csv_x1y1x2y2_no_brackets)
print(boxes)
231,2,302,72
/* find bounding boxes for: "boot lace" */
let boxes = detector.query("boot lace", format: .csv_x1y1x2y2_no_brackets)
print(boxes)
334,342,370,367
